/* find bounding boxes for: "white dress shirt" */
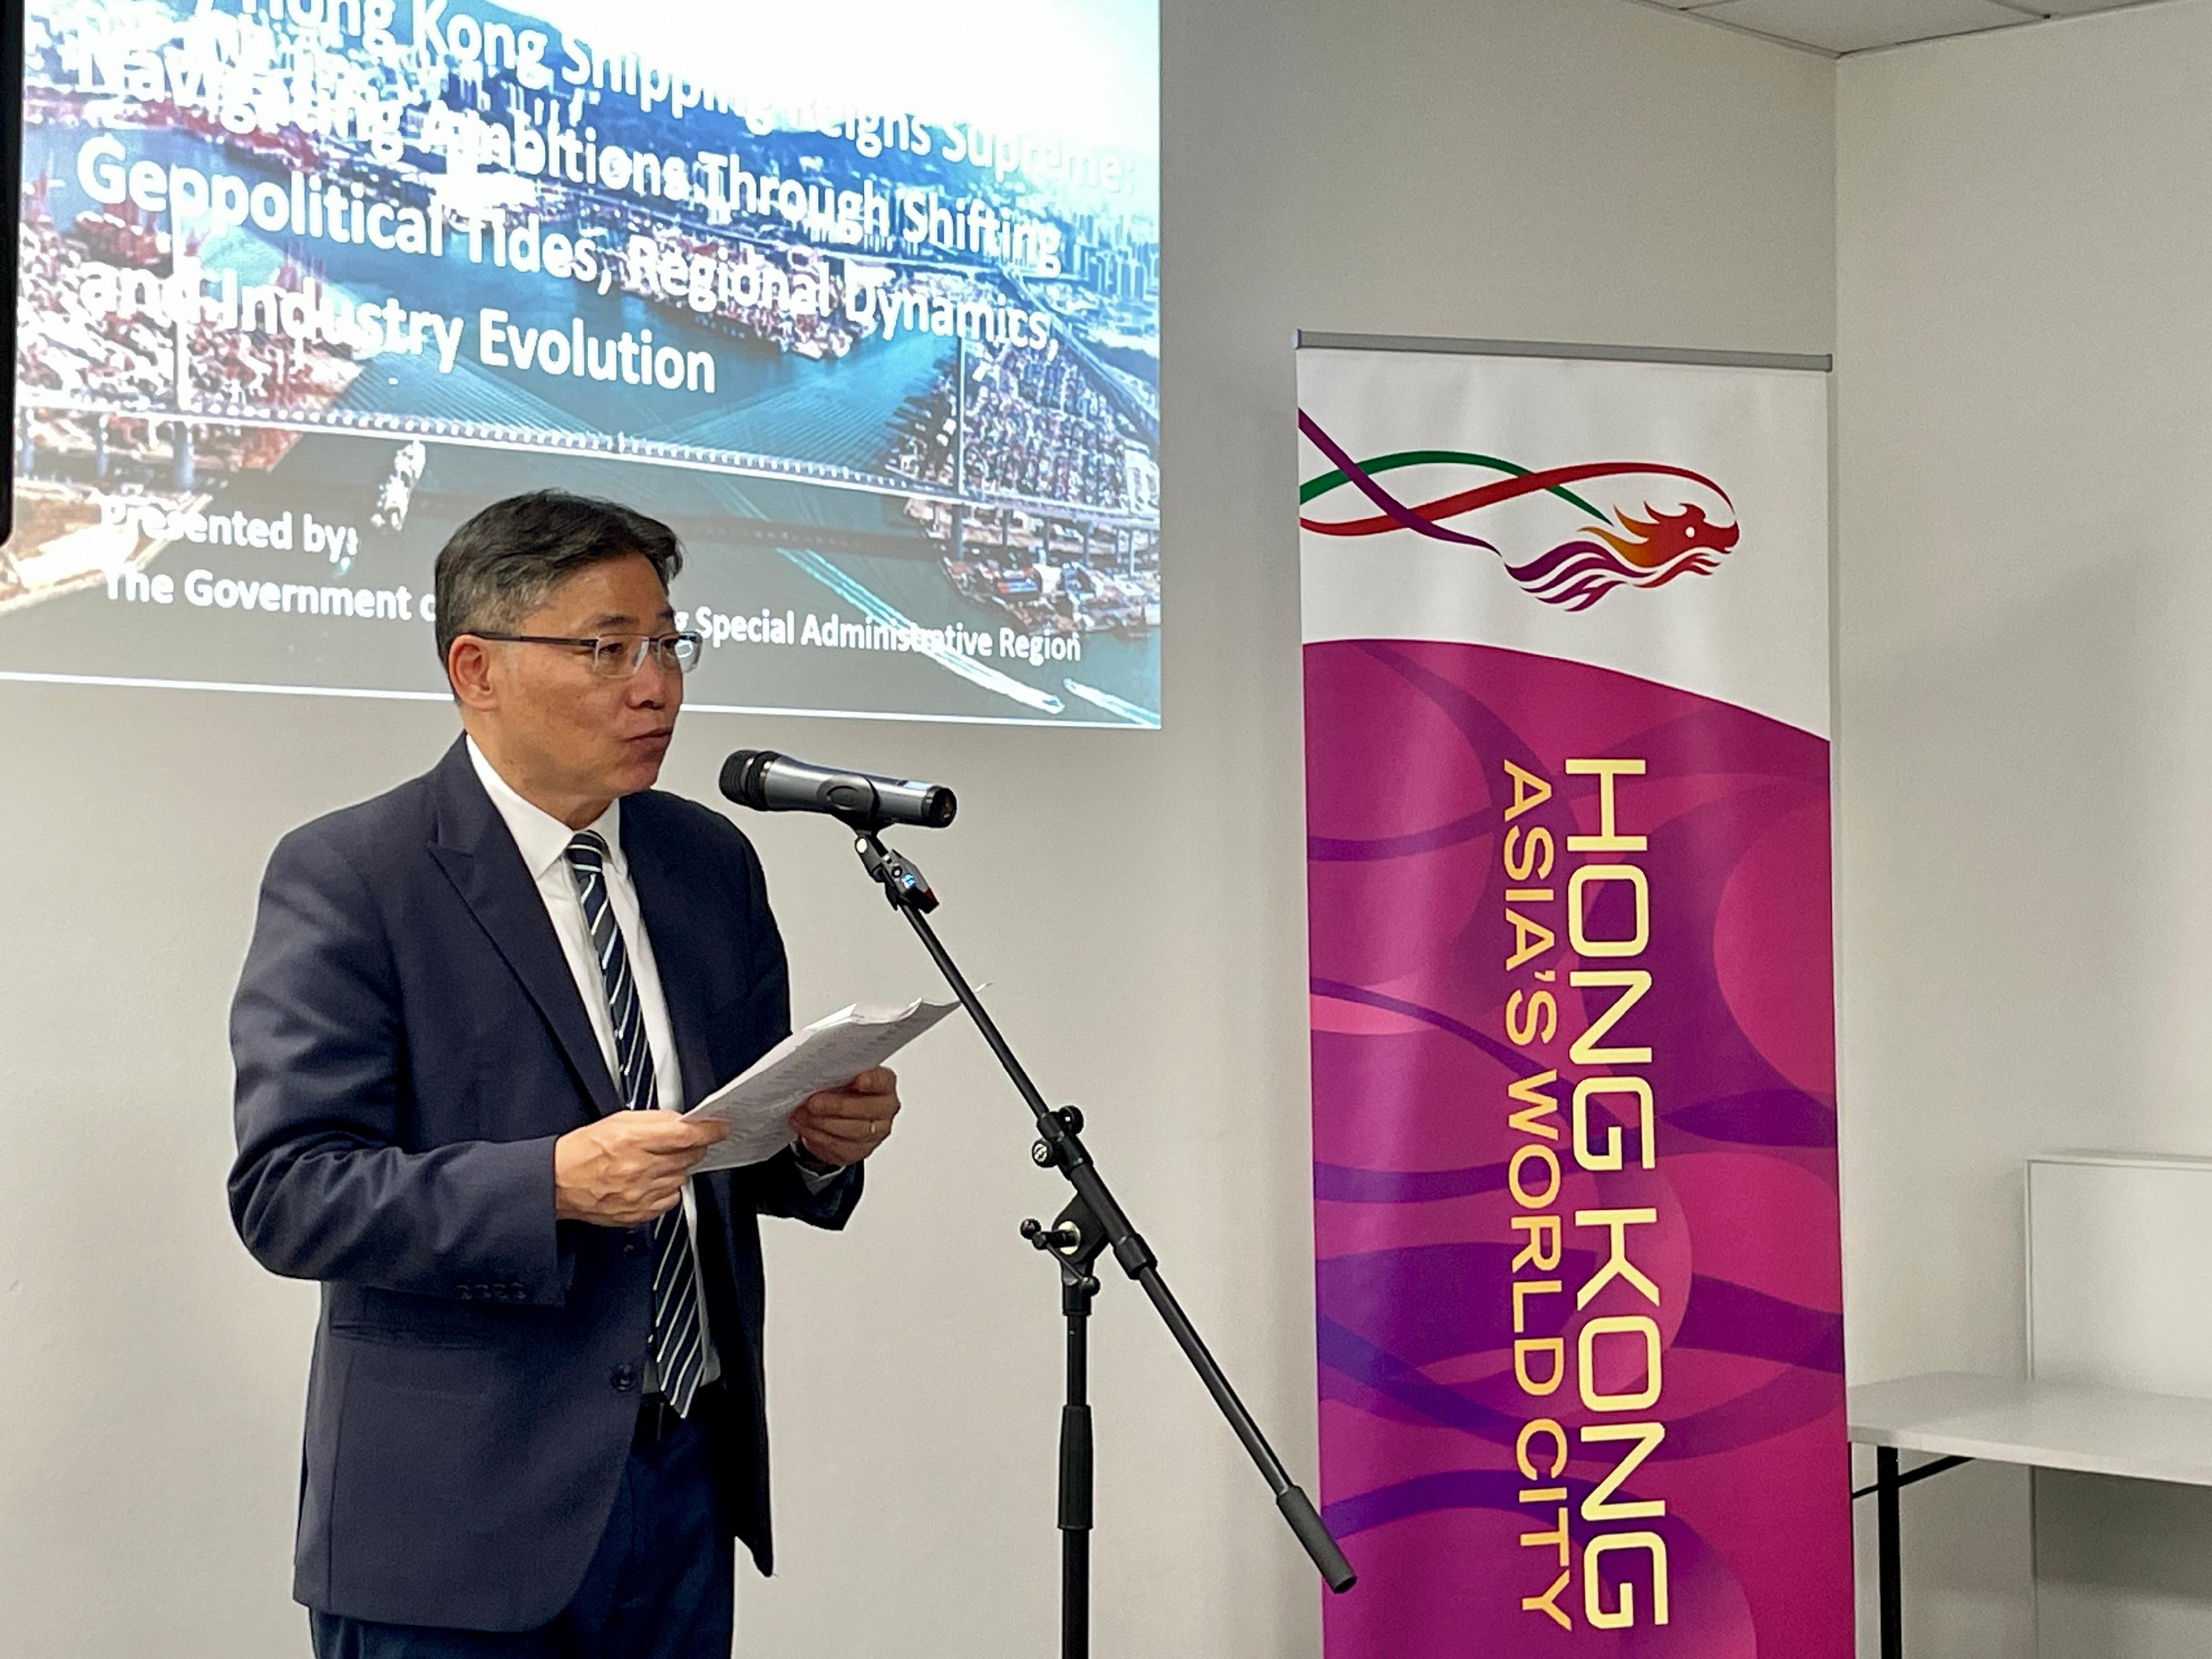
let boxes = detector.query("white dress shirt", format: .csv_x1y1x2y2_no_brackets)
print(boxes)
466,738,721,1394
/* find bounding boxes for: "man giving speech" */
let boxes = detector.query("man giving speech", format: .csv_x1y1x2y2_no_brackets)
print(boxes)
228,491,901,1657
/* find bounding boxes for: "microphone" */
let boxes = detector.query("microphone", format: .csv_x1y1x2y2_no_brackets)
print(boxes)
719,749,957,831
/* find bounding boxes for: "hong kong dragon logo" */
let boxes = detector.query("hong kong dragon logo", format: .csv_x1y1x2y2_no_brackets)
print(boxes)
1298,412,1740,612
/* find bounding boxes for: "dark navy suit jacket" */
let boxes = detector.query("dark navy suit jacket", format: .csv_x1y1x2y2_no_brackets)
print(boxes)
228,737,860,1631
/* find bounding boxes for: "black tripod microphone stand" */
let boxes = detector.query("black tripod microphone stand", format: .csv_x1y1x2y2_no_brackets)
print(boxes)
843,824,1357,1657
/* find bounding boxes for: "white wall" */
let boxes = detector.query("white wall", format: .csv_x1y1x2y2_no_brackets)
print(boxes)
0,2,1834,1653
1838,3,2212,1654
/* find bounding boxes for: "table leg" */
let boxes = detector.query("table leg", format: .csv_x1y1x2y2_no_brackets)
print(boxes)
1878,1446,1902,1659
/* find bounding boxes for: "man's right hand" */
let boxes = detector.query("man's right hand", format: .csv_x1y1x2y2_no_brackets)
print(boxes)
553,1112,729,1227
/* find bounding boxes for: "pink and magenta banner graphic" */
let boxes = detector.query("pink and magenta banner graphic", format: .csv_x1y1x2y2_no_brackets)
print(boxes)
1297,346,1848,1657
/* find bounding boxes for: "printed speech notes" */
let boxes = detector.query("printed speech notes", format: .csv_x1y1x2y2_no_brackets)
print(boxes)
683,998,959,1171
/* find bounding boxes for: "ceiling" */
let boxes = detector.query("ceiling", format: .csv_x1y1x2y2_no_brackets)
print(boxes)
1632,0,2169,56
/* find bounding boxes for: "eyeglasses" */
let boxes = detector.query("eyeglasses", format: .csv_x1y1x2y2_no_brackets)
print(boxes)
472,632,705,677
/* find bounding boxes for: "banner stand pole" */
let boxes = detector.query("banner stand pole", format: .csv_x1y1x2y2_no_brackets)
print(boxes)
839,823,1359,1648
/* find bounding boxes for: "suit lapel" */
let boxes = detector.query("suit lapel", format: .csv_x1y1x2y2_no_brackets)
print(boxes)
624,801,718,1113
424,738,623,1119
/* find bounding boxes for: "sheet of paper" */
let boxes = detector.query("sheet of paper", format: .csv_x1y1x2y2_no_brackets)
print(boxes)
683,997,960,1172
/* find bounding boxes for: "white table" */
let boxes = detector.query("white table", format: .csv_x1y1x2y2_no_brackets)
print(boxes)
1849,1372,2212,1657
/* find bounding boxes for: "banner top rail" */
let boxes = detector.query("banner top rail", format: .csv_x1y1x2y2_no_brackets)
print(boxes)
1294,330,1832,374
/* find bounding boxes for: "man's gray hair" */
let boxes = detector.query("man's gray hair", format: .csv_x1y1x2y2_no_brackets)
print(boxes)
433,491,685,667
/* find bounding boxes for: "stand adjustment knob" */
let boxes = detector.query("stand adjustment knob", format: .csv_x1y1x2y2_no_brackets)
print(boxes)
1032,1139,1055,1167
1021,1217,1085,1252
1056,1105,1084,1133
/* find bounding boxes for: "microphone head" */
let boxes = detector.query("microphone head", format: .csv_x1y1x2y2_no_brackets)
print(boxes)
918,784,958,828
718,749,778,809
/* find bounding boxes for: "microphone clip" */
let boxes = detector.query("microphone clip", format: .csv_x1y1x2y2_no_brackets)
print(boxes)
854,831,938,915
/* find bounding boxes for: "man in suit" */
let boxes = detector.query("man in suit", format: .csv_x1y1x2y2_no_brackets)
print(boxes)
229,491,902,1657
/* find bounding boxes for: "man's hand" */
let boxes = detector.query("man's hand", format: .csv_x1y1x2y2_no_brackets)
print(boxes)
789,1067,901,1170
554,1112,729,1227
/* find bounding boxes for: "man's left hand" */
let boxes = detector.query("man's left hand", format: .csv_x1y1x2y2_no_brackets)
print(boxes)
789,1067,901,1170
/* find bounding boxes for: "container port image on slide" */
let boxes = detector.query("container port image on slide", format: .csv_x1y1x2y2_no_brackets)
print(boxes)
2,0,1161,726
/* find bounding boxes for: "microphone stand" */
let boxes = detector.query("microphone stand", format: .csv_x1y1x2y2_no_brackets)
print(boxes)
844,824,1357,1658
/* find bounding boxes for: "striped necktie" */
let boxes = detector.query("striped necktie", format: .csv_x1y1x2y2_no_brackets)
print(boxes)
564,830,704,1416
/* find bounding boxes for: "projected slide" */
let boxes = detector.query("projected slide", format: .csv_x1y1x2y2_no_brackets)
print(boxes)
3,0,1160,726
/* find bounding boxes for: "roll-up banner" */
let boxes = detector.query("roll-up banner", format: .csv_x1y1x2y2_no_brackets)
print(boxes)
1297,337,1845,1657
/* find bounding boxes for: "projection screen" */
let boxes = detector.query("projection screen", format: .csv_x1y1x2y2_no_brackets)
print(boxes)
4,1,1160,726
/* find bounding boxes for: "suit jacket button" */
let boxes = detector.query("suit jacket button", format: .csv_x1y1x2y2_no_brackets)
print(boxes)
611,1364,639,1393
